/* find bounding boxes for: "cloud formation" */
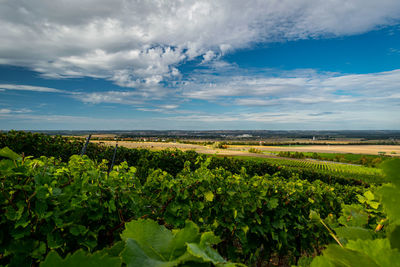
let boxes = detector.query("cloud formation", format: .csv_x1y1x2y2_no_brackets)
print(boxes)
0,84,64,93
180,68,400,105
1,0,400,90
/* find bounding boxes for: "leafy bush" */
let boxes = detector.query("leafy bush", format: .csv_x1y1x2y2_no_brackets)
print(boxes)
307,159,400,266
248,148,263,154
212,142,228,149
0,147,364,265
41,219,244,267
0,131,380,186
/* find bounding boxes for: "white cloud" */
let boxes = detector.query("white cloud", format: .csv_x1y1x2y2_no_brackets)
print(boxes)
0,108,32,114
180,68,400,104
164,108,399,129
0,0,399,89
0,84,64,93
75,91,145,105
160,105,179,109
0,108,11,114
3,67,400,116
388,48,400,54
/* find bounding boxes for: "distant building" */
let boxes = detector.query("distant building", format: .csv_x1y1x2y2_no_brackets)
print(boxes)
238,134,253,138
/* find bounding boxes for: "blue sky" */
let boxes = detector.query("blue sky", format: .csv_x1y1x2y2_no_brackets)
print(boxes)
0,0,400,130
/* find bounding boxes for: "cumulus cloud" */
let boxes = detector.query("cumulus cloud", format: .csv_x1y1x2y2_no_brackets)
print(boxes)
0,0,399,89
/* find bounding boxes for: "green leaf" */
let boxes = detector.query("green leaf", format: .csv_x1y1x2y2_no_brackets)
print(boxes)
312,244,380,267
376,185,400,225
309,210,321,223
40,250,121,267
0,147,22,160
70,225,88,236
200,232,221,247
389,225,400,250
47,232,64,249
121,219,200,262
338,204,369,227
122,238,187,267
346,238,400,267
310,255,335,267
364,191,375,202
369,201,380,210
121,219,174,261
267,198,279,209
100,241,125,257
186,243,225,264
381,159,400,187
186,232,226,264
0,159,17,174
334,226,374,242
204,191,214,202
120,219,240,267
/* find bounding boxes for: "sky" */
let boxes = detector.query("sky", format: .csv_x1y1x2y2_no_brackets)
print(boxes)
0,0,400,130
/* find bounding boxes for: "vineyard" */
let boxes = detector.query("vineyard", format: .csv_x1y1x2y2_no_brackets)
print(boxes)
262,158,383,177
0,131,399,266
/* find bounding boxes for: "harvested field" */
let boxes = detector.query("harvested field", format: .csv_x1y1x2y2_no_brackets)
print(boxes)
93,140,400,157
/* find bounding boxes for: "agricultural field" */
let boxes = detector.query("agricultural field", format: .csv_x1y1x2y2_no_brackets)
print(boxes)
1,131,399,266
257,157,382,175
92,139,400,156
93,140,212,152
256,145,400,156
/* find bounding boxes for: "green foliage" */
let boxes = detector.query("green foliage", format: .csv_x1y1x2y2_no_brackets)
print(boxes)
248,148,263,154
121,219,241,266
40,250,121,267
0,150,139,266
309,159,400,267
121,219,200,263
1,131,383,187
0,146,22,160
278,151,388,168
40,219,242,267
278,151,306,159
260,157,384,185
0,147,365,265
212,142,228,149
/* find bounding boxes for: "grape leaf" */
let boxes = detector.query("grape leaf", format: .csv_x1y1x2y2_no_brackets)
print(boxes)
311,244,379,267
40,250,121,267
346,238,400,267
267,198,279,209
389,225,400,250
121,219,200,261
186,232,225,264
338,204,369,227
376,185,400,225
310,255,335,267
122,238,191,267
204,191,214,202
380,159,400,187
0,147,22,161
334,226,374,242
